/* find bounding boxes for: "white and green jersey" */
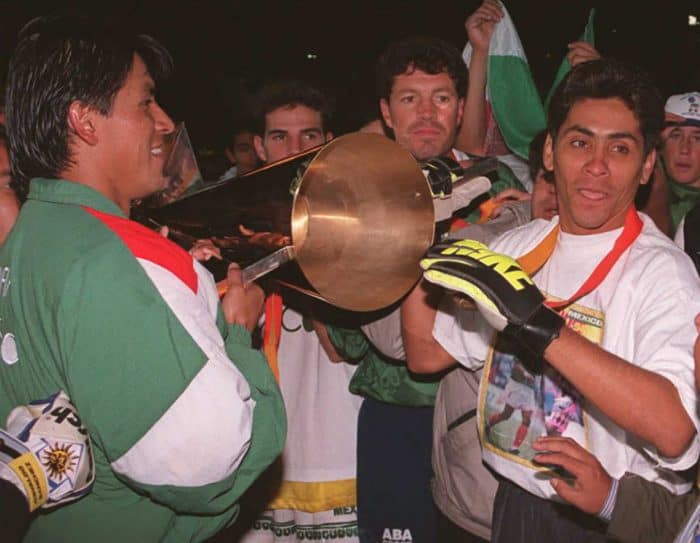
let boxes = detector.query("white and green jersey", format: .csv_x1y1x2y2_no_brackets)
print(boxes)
0,178,286,542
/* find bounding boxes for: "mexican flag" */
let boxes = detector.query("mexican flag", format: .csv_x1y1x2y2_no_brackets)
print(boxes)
545,8,596,109
463,3,595,159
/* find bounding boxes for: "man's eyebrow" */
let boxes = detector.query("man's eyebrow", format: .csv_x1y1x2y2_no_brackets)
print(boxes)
300,128,323,134
431,86,456,94
266,129,288,136
563,125,640,143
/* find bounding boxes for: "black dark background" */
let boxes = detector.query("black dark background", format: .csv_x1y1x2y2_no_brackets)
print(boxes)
0,0,698,153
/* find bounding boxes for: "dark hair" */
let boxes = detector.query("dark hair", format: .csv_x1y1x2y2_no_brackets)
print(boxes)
547,59,663,156
252,80,332,136
528,129,553,183
6,16,173,194
226,125,256,149
375,36,468,101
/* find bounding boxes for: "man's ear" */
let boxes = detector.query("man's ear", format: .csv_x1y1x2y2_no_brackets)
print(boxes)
253,134,267,163
67,101,98,146
379,99,394,130
456,97,465,128
639,148,656,186
325,131,334,142
543,133,555,172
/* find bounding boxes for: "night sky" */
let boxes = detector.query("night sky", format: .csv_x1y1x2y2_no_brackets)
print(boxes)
0,0,698,154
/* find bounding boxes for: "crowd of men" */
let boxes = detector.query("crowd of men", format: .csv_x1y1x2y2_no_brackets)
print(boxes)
1,1,700,542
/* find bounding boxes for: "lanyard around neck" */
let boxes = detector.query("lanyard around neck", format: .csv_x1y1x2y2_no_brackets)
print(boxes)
516,207,643,310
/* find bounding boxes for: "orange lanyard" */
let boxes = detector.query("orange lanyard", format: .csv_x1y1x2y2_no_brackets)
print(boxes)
516,207,643,310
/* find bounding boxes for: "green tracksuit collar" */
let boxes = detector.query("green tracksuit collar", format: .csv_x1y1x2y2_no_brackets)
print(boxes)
668,177,700,231
27,178,127,218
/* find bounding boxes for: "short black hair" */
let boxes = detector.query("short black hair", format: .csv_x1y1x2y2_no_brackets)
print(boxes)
6,16,173,194
375,36,468,101
226,125,255,149
528,130,553,183
251,80,332,136
547,59,663,156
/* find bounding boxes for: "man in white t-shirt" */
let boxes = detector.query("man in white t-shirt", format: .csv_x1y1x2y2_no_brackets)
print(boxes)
404,59,700,542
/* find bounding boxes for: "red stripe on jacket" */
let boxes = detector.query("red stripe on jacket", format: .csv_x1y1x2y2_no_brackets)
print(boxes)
83,207,198,294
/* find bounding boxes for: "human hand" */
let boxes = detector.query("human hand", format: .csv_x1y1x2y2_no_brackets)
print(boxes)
311,319,345,363
533,436,612,515
0,391,94,511
420,239,563,363
491,188,531,218
221,263,265,331
465,0,503,53
189,239,222,262
566,41,601,67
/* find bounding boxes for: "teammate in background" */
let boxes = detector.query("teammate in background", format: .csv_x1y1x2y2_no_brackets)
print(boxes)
321,34,524,543
229,79,361,543
252,80,333,164
218,127,260,180
664,92,700,237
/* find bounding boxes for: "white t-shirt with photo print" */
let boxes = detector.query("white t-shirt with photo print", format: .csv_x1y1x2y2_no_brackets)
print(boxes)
434,213,700,500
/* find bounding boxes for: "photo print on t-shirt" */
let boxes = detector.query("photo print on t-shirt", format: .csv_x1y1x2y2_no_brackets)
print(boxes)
479,298,604,470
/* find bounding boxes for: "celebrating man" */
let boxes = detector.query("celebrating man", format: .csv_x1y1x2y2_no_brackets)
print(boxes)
0,16,285,542
409,59,700,542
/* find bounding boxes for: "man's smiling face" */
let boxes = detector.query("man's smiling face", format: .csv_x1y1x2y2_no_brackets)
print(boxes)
544,97,655,235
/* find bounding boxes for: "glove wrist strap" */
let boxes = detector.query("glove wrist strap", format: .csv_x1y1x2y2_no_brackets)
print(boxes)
507,305,565,365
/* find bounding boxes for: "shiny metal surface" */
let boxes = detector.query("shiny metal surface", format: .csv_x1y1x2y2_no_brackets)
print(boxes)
292,133,434,311
137,133,434,312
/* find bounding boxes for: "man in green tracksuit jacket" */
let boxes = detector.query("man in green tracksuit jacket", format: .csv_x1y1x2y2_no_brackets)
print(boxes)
0,16,285,542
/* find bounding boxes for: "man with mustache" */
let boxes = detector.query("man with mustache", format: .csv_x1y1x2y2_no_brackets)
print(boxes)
326,35,524,543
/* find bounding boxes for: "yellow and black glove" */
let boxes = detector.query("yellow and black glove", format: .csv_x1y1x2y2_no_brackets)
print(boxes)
421,239,564,363
421,156,463,198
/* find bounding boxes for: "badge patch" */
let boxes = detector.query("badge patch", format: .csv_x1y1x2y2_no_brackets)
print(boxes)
1,332,18,365
42,442,78,482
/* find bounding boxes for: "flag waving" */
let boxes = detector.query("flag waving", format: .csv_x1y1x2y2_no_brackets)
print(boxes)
463,2,596,160
463,2,545,159
545,9,596,109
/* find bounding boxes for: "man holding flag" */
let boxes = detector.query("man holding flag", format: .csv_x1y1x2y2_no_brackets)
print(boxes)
457,0,597,190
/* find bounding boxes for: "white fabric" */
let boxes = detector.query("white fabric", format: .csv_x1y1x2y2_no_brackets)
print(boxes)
434,214,700,498
111,260,254,486
675,216,686,249
503,380,536,410
462,2,527,64
276,307,362,482
238,507,358,542
361,309,405,360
